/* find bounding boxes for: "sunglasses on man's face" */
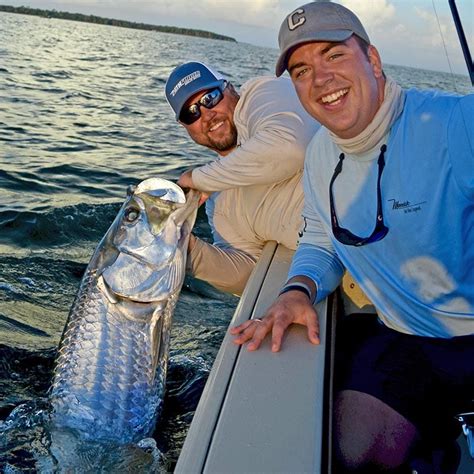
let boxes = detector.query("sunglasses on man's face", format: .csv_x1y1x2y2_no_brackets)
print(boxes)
179,85,225,125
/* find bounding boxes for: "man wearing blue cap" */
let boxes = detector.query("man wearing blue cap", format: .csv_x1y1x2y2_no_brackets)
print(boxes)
165,62,321,295
231,1,474,472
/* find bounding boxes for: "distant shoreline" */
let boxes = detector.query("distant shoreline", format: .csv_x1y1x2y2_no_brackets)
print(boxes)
0,5,237,42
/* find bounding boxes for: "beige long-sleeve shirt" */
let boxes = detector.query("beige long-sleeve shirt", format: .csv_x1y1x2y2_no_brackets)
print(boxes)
187,76,320,294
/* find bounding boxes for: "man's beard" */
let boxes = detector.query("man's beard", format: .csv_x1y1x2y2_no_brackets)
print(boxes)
208,123,238,153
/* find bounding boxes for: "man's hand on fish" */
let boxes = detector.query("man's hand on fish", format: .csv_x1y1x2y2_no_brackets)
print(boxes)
177,169,194,189
197,192,210,206
230,287,320,352
178,169,210,206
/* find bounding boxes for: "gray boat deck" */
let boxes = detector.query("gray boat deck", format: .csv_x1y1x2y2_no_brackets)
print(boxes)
176,241,473,473
176,242,334,473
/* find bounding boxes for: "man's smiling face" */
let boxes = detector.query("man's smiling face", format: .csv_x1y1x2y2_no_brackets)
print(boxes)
288,36,385,139
182,86,239,155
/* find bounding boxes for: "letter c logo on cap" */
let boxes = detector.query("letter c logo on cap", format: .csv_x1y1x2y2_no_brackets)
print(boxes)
288,8,305,31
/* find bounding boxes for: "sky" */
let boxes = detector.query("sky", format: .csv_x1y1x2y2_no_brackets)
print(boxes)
2,0,473,75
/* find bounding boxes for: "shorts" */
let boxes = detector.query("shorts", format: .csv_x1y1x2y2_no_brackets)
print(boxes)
335,314,474,446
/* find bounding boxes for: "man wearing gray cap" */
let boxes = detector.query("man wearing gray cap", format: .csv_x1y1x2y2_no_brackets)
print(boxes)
164,62,320,295
232,1,474,471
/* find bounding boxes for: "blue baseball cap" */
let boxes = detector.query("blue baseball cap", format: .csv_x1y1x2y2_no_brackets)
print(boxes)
165,62,227,120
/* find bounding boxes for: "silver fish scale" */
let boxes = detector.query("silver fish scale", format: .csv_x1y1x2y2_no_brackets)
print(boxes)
49,178,199,444
50,268,177,442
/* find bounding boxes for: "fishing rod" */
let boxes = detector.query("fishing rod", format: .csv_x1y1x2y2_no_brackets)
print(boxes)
448,0,474,85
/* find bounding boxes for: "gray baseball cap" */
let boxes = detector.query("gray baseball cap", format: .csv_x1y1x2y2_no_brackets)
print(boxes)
165,62,226,120
276,1,370,77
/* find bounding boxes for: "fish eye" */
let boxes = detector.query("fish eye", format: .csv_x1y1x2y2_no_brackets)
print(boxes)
125,207,140,222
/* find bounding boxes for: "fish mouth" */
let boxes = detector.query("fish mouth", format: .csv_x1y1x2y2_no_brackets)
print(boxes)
135,178,186,204
320,88,349,106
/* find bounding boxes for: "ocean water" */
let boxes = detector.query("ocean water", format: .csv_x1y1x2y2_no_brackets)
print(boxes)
0,11,471,472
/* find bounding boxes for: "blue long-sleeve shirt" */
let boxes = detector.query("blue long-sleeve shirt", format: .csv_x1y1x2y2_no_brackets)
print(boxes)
289,89,474,337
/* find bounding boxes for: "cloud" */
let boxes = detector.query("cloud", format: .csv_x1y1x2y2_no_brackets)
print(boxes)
341,0,396,29
414,5,460,49
335,0,467,74
155,0,284,28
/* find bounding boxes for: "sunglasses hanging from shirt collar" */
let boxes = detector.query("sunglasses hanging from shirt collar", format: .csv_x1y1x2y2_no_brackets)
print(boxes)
329,144,389,246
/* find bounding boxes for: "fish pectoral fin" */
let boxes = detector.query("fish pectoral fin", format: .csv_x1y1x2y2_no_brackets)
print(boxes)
97,275,119,304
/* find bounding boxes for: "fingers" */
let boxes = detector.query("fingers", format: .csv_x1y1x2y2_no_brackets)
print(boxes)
230,319,254,335
306,310,320,345
270,317,293,352
231,305,294,352
231,318,269,351
247,320,271,351
198,192,210,207
177,170,194,189
230,292,320,352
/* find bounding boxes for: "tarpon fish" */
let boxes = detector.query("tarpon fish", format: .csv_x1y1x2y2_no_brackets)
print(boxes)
49,177,199,443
